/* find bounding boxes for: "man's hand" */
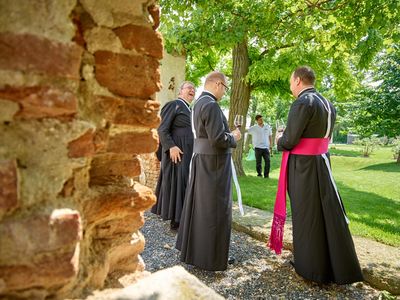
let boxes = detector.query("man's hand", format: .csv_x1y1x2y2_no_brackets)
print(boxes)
232,128,241,141
169,146,183,163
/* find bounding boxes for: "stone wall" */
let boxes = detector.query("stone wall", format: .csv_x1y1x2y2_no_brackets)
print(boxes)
0,0,162,299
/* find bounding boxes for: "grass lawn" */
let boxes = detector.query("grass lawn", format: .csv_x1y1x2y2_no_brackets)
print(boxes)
236,144,400,246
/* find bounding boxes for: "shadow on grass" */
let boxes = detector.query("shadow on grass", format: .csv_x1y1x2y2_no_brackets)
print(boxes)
358,162,400,173
338,183,400,243
329,148,363,157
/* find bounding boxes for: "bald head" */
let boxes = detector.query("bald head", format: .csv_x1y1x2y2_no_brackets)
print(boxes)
204,71,228,100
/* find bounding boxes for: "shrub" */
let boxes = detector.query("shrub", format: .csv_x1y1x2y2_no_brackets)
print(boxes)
390,137,400,163
353,136,381,157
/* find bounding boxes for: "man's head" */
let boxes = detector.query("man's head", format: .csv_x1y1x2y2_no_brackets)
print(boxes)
289,66,315,98
255,114,263,126
178,81,196,103
204,71,228,101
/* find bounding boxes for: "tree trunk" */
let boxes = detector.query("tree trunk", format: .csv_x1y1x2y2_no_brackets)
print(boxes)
229,40,251,176
397,152,400,164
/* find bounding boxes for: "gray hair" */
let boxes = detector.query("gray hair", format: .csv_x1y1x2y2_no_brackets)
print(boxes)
179,81,195,92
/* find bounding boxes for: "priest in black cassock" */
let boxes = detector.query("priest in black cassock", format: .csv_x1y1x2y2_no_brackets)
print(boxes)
273,66,363,284
176,71,241,271
151,81,196,230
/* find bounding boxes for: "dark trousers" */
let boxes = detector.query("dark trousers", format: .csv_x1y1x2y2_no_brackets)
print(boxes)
255,147,270,177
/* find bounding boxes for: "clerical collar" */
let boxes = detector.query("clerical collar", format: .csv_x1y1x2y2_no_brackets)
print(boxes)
203,90,217,101
298,87,315,97
177,97,190,108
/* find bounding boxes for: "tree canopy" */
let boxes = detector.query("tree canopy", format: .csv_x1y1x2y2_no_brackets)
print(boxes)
160,0,400,174
343,45,400,138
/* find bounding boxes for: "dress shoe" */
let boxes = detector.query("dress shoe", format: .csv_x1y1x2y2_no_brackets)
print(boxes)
170,221,179,230
228,256,235,265
257,174,262,177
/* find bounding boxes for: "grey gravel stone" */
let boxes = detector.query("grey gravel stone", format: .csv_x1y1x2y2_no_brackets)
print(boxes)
142,211,384,299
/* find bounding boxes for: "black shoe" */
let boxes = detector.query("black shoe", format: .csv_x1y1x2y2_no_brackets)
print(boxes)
257,174,262,177
264,175,269,178
228,256,235,265
170,221,179,230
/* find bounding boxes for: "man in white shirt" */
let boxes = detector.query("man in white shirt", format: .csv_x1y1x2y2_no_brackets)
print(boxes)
248,115,273,178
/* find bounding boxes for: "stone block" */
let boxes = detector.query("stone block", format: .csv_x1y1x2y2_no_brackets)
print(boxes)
68,129,96,158
85,266,224,300
0,249,80,293
0,99,19,123
94,213,144,239
80,0,150,28
0,86,77,120
107,130,158,154
0,209,82,263
0,32,82,79
147,4,160,30
84,183,155,226
0,159,18,218
114,25,163,59
90,153,141,186
0,209,81,292
94,96,160,127
94,51,160,98
0,0,76,42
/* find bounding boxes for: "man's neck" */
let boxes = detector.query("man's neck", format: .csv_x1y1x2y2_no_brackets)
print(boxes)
203,89,217,100
297,86,314,97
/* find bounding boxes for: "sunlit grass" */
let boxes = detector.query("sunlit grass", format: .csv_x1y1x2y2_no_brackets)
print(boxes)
236,144,400,246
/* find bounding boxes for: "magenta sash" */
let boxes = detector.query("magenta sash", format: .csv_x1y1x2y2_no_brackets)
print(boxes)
268,138,330,254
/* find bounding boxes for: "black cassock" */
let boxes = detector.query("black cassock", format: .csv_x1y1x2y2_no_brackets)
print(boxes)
151,98,193,224
176,91,237,271
278,88,363,284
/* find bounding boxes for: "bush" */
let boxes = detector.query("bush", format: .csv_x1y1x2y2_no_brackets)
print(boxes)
389,137,400,163
353,136,382,157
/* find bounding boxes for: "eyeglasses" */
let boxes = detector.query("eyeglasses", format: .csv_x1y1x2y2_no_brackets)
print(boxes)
183,85,196,92
220,81,229,92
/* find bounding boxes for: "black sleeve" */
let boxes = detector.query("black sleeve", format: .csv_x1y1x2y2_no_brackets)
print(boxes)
157,101,177,151
277,98,312,151
202,101,236,149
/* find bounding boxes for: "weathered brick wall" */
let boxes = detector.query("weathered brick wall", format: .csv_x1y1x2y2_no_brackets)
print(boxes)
0,0,162,299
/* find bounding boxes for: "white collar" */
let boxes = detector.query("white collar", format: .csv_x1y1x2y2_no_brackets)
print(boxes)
203,89,217,99
297,86,314,97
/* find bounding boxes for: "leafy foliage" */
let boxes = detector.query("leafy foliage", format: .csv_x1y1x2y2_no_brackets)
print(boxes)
344,45,400,138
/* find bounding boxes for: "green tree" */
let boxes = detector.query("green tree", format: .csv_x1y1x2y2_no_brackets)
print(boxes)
345,45,400,139
160,0,400,175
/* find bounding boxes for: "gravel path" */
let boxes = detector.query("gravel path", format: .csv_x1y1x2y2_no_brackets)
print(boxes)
141,211,381,299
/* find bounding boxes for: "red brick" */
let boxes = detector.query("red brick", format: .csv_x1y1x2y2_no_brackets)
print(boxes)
114,25,163,59
0,209,81,260
94,214,143,239
0,32,82,79
95,95,160,127
107,130,158,154
0,86,77,120
94,51,161,98
0,159,18,216
89,153,141,186
0,251,79,292
84,183,156,225
148,4,160,30
68,129,96,158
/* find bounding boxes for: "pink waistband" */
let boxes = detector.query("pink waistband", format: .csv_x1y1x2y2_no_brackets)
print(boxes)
291,138,329,155
268,137,330,254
